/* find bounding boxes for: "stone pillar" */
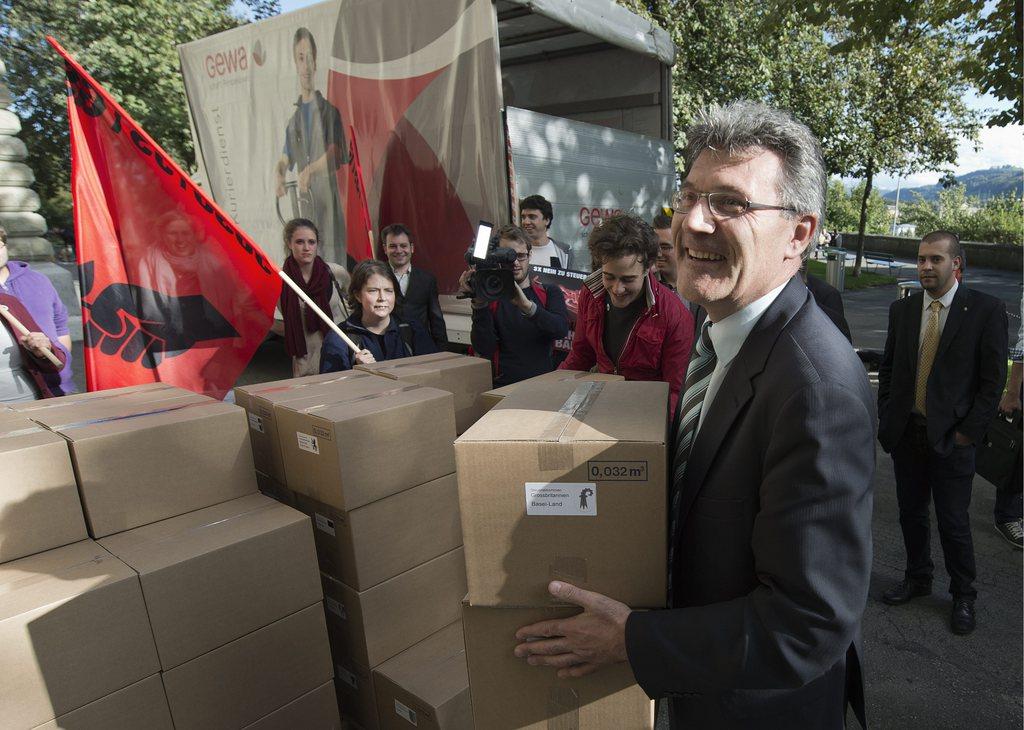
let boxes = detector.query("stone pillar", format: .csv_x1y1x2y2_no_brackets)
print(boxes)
0,58,54,260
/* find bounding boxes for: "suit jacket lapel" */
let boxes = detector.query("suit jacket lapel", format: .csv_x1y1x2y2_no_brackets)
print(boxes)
935,286,969,359
673,277,809,528
902,293,924,376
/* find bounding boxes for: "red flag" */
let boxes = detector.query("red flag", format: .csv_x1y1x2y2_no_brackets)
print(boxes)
51,38,281,399
346,125,375,261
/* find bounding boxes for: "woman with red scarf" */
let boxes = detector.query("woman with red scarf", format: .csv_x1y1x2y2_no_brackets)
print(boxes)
271,218,350,377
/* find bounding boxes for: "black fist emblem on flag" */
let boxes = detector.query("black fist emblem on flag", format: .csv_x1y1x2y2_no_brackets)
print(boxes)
80,261,239,368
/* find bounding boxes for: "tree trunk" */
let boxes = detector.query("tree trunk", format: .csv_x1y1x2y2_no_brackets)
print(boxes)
854,158,874,277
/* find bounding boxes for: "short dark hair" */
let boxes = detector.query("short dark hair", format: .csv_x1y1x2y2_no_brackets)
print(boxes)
491,223,531,252
348,259,398,318
588,214,659,270
380,223,413,245
282,217,319,253
520,195,553,225
922,229,962,260
652,211,672,230
293,28,317,63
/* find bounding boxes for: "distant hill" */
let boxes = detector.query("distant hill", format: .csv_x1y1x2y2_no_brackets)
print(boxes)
879,166,1023,202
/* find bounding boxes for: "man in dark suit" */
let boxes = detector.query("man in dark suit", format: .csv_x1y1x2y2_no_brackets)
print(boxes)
380,223,447,349
511,102,875,729
878,230,1008,634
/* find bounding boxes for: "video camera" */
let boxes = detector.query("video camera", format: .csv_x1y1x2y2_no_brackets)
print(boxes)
458,221,521,302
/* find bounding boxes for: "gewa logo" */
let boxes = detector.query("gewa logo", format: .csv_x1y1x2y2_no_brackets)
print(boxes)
205,46,248,78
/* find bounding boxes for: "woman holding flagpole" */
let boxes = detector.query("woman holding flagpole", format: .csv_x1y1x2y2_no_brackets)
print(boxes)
320,260,436,373
272,218,350,377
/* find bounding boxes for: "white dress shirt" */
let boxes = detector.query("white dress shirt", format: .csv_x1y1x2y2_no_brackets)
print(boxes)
918,279,958,351
394,266,411,296
698,281,789,433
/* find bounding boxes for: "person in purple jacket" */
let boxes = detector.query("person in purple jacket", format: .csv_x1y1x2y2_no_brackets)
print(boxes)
0,226,75,397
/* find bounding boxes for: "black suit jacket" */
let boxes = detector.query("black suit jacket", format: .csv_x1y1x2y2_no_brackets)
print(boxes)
805,274,852,343
396,267,448,349
877,285,1008,457
626,277,875,729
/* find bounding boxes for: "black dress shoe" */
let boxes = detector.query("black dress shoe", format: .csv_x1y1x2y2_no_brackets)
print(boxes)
882,579,932,605
951,599,976,635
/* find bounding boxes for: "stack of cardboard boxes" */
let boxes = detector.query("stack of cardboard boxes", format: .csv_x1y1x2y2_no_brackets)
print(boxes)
455,380,669,729
1,384,338,729
235,356,490,729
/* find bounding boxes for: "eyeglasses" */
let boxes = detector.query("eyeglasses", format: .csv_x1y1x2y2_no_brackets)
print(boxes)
515,252,529,262
672,190,795,218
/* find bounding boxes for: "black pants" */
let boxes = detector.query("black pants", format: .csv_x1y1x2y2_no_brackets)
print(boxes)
892,421,978,600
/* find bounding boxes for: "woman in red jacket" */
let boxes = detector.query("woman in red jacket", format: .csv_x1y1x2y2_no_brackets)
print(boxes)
560,214,694,412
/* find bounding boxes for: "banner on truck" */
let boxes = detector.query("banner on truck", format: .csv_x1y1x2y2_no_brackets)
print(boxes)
179,0,508,291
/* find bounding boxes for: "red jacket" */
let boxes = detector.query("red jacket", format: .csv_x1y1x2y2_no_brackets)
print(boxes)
560,271,694,412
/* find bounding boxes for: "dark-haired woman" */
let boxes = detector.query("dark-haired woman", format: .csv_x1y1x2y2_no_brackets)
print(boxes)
320,260,436,372
272,218,350,377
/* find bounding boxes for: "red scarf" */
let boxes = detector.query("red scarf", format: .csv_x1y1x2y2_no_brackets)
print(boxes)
0,292,67,399
280,255,333,358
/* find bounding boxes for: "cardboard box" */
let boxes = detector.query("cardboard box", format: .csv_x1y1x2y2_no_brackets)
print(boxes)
33,674,173,730
243,681,341,730
356,352,492,434
235,371,380,484
373,621,471,730
256,470,297,508
0,416,86,564
0,540,160,728
100,493,322,670
479,370,625,412
162,603,334,729
322,546,467,668
296,473,462,590
456,380,668,608
9,382,177,413
462,603,653,730
25,388,257,537
276,379,456,511
334,659,378,730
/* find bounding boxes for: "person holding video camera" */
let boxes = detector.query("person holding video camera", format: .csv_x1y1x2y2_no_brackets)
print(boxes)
458,224,569,386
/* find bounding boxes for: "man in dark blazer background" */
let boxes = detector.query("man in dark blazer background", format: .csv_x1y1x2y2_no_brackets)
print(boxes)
511,102,875,729
380,223,448,349
878,230,1007,635
801,246,853,343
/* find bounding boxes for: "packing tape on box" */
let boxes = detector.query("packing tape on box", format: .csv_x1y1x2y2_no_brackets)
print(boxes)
44,398,220,432
0,425,49,439
537,382,605,471
298,384,426,414
367,351,464,373
245,371,371,396
0,549,113,596
547,686,581,729
7,383,179,413
103,500,282,560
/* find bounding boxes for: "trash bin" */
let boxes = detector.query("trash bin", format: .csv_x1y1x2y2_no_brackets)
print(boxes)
825,250,845,293
897,280,921,299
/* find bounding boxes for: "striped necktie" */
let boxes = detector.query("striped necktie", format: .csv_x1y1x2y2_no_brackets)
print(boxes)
914,300,943,415
672,321,717,485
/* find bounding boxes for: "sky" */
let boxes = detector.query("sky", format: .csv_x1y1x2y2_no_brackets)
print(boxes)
269,0,1023,192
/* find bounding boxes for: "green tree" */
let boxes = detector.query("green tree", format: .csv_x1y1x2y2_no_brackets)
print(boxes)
901,186,1024,244
0,0,278,229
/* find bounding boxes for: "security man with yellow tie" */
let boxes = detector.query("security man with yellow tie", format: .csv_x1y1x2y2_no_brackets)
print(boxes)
877,230,1008,635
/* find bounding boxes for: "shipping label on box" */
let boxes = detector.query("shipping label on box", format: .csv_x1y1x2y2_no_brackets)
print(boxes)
332,659,379,730
275,381,456,511
456,380,668,608
372,621,472,730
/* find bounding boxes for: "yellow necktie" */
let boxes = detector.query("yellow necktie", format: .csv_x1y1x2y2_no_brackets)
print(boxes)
914,300,943,415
